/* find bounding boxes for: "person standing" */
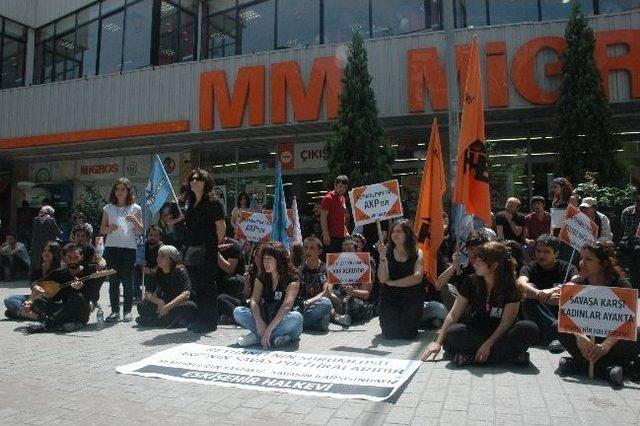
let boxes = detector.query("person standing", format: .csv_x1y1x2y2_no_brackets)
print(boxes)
320,175,349,253
100,178,143,322
579,197,613,243
30,206,61,270
182,168,226,333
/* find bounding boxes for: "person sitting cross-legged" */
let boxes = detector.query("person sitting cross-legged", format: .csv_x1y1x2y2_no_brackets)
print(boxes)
297,236,332,331
136,245,197,328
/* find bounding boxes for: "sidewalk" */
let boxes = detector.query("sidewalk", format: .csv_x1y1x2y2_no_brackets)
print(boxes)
0,280,638,425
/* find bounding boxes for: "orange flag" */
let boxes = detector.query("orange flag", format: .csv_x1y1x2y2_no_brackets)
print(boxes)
414,118,446,285
452,35,491,226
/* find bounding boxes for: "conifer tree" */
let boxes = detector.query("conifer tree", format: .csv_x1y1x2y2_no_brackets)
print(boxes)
326,31,395,188
553,3,621,184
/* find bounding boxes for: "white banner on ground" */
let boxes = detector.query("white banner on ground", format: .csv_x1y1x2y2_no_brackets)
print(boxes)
116,344,420,401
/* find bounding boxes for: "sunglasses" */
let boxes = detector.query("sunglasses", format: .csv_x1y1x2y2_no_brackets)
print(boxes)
190,176,205,182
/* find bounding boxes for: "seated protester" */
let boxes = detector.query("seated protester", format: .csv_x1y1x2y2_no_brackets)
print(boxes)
517,234,577,352
133,226,163,301
68,212,93,243
495,197,525,243
25,243,100,333
216,237,246,323
242,243,266,301
136,245,197,328
327,237,377,326
377,220,426,340
233,242,303,348
72,226,107,307
557,243,639,387
1,232,31,281
4,241,62,320
297,236,332,331
158,201,186,248
435,229,493,311
421,241,539,366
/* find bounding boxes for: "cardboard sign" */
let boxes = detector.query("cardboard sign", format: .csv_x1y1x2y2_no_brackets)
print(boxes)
349,180,403,226
558,205,599,251
326,252,372,285
550,207,565,229
558,284,638,341
235,212,272,243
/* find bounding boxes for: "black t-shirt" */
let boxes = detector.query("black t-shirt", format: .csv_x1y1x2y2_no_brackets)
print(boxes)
40,265,98,302
79,243,96,268
297,262,327,301
218,238,245,277
184,196,225,248
495,211,525,241
570,276,632,288
154,265,192,303
145,241,162,268
519,260,578,290
258,272,299,323
458,274,520,335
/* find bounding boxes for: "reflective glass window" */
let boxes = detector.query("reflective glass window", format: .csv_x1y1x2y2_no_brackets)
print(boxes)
4,19,27,40
101,0,126,16
372,0,425,38
75,21,99,77
206,10,237,58
77,4,100,26
179,11,196,62
159,1,180,64
426,0,442,30
455,0,487,28
541,0,594,20
54,30,77,81
1,37,26,88
238,0,275,54
324,0,369,43
598,0,639,13
276,0,320,49
122,0,153,71
488,0,539,25
99,10,125,74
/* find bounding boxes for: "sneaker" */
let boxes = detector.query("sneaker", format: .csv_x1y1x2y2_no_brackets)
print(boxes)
333,314,352,327
557,357,578,376
273,335,292,347
513,352,530,367
62,322,84,333
547,339,564,354
25,322,47,334
237,332,260,347
105,312,120,322
122,313,133,322
608,365,624,387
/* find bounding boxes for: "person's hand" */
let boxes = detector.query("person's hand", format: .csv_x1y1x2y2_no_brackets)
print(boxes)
376,242,387,258
158,304,171,318
261,326,274,348
155,300,166,314
322,235,331,247
475,341,492,363
125,214,136,223
421,342,442,361
589,340,614,363
32,285,45,295
70,279,84,290
345,285,356,296
576,334,594,361
97,258,107,269
256,318,267,337
537,288,555,304
548,287,562,305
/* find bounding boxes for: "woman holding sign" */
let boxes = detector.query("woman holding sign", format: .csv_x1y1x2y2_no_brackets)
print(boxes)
421,241,539,366
233,242,303,348
557,242,638,386
377,220,426,339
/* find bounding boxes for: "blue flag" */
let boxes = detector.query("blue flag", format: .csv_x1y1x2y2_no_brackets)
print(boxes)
270,161,289,249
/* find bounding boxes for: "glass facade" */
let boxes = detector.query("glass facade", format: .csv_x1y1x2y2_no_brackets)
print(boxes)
34,0,198,84
0,16,28,89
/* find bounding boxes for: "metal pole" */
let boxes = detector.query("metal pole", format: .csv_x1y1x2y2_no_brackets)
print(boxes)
443,1,460,204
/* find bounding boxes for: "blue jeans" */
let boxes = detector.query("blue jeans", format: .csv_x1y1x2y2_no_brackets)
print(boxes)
104,246,136,314
421,301,448,328
233,306,303,342
302,297,332,331
4,294,28,318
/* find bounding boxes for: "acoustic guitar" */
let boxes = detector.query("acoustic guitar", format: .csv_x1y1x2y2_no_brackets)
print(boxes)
37,269,116,299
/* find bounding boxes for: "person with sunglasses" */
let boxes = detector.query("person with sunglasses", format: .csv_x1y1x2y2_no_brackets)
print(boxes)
182,169,226,333
557,243,638,386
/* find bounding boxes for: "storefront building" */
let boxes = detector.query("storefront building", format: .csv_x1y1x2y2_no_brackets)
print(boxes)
0,1,639,232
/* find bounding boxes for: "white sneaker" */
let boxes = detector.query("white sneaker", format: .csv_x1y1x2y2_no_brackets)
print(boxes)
238,333,260,347
273,335,292,347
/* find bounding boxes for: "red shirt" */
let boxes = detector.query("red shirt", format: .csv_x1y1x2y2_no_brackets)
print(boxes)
525,211,551,240
320,190,348,238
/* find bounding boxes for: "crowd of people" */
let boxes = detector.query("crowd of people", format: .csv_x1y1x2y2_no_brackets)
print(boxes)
2,172,640,387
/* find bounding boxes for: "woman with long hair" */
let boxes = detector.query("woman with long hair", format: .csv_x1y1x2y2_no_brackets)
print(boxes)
557,242,638,386
136,245,197,328
182,168,226,333
422,241,539,366
4,241,63,320
231,192,251,233
233,242,303,348
377,219,426,339
100,177,143,322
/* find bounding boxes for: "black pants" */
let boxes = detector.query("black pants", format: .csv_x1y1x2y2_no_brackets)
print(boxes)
522,298,559,343
378,284,425,339
104,247,136,314
343,296,377,323
32,292,90,328
443,321,540,364
187,263,218,329
136,299,197,328
218,275,244,300
558,327,640,379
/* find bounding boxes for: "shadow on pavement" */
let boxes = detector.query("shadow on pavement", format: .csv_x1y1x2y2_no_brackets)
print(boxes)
329,345,391,356
227,340,301,352
142,329,201,346
444,360,541,376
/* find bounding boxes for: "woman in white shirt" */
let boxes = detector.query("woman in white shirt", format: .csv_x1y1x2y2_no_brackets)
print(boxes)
100,178,142,322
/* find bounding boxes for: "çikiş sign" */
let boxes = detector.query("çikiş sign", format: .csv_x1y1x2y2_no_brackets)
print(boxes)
278,142,327,170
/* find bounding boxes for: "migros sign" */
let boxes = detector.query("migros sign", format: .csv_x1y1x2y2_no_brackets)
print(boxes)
199,30,640,130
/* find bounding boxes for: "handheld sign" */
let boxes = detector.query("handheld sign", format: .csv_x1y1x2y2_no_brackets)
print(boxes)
349,180,403,227
235,212,272,243
558,205,598,251
559,284,637,340
326,252,372,285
